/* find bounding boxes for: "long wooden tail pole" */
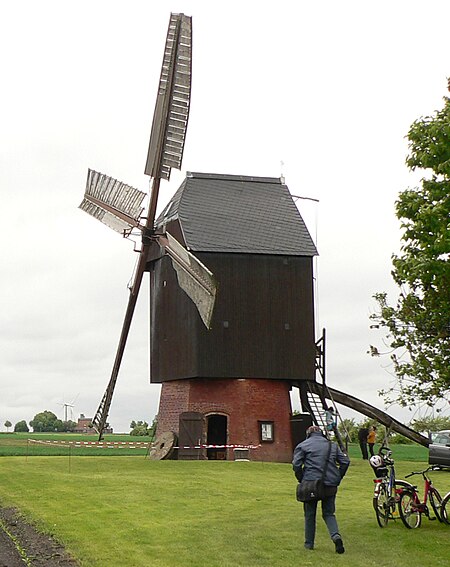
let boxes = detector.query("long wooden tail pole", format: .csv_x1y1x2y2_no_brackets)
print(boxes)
92,180,161,438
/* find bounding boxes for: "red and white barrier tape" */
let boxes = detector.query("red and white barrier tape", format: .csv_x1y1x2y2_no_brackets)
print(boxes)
174,444,259,450
27,439,259,450
28,439,148,448
28,440,150,445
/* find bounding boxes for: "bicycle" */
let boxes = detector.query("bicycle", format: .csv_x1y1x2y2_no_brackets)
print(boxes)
439,490,450,525
371,447,412,527
398,466,445,528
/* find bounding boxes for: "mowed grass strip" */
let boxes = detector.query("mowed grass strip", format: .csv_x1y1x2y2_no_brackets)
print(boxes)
0,433,152,457
0,455,449,567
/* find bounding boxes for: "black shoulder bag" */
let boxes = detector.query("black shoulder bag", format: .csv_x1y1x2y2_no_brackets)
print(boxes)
296,441,333,502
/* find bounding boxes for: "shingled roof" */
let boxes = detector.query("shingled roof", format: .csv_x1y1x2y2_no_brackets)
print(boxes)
156,172,318,256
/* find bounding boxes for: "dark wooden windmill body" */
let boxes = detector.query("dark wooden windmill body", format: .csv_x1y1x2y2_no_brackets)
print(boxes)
148,172,318,462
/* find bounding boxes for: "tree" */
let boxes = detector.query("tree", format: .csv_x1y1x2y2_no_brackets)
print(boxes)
130,418,157,439
337,418,358,442
370,82,450,407
4,420,12,432
130,420,150,436
409,415,450,434
29,410,60,432
54,419,65,432
14,420,29,433
63,420,77,432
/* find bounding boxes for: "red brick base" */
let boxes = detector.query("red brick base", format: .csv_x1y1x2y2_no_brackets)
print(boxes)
156,378,294,463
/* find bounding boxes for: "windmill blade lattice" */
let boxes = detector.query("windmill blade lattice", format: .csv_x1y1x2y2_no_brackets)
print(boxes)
79,169,146,234
145,13,192,181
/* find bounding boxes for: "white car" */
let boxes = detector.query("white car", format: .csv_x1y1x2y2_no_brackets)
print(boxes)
429,430,450,468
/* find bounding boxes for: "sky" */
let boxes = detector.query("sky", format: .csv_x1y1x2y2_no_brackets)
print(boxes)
1,0,449,433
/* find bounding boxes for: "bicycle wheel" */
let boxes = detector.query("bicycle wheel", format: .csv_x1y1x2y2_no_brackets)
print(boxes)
440,491,450,525
373,483,389,527
394,480,413,517
399,490,422,529
429,487,444,522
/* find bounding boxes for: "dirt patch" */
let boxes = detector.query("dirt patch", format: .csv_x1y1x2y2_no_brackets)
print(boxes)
0,508,79,566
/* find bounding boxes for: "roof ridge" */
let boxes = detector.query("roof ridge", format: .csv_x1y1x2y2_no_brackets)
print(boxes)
187,171,282,184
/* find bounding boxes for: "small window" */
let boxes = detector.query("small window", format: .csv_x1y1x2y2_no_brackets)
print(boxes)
259,421,275,443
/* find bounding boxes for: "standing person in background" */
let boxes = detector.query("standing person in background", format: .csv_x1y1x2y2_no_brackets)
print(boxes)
367,426,377,457
292,425,350,554
358,426,369,459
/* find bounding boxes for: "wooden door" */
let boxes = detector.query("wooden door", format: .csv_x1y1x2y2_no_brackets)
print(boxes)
178,412,206,460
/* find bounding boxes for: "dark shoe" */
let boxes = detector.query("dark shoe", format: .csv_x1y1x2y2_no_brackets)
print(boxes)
334,538,345,554
304,544,314,550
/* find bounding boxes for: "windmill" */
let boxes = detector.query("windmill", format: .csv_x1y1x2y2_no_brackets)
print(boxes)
79,13,429,460
79,13,216,439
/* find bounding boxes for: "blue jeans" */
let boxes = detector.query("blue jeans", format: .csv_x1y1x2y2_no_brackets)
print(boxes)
303,494,341,548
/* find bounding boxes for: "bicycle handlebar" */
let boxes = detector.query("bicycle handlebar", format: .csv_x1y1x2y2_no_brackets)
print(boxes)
405,466,437,478
378,446,392,456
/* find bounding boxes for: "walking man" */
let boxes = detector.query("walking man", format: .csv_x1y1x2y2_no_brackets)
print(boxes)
292,425,350,553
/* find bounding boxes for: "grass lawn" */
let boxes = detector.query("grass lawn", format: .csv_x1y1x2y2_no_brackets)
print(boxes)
0,452,449,566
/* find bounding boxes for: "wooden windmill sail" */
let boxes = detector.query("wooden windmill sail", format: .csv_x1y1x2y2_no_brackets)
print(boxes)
79,13,216,439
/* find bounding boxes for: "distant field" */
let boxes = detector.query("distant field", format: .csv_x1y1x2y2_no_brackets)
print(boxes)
0,433,430,461
0,432,153,457
0,433,430,462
